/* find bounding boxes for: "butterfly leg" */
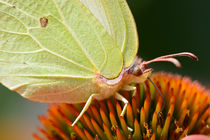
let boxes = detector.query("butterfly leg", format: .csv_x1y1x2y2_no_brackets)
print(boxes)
72,94,98,126
115,93,134,132
121,84,138,97
121,85,136,91
115,93,128,116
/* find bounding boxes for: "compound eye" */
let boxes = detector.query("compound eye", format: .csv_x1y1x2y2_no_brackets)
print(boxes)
133,66,143,76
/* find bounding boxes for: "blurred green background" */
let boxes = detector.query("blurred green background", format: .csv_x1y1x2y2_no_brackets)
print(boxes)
127,0,210,85
0,0,209,139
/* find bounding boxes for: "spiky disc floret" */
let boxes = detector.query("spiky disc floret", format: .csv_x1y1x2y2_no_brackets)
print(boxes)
33,72,210,140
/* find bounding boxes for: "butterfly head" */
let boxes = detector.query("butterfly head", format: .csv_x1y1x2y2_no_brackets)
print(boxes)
125,57,152,83
125,52,198,84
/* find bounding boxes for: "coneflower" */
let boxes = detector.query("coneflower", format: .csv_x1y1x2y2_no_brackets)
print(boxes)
33,72,210,140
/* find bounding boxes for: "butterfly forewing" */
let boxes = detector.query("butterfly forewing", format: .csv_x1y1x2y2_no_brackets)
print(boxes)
0,0,124,102
80,0,138,68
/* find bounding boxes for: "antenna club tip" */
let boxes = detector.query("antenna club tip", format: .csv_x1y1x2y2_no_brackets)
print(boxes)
194,56,199,61
195,58,199,61
184,52,199,61
178,65,182,68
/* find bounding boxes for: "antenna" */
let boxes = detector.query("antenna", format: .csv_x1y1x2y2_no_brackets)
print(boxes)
142,52,198,68
147,77,165,113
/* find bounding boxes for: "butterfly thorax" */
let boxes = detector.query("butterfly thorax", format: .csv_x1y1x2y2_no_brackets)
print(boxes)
94,57,152,100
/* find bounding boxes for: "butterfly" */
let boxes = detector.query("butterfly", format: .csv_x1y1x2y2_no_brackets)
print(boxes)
0,0,198,126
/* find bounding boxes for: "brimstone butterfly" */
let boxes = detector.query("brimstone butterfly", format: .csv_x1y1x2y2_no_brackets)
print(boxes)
0,0,198,126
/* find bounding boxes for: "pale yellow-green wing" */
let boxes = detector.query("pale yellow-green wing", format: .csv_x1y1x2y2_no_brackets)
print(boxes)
0,0,123,102
80,0,138,67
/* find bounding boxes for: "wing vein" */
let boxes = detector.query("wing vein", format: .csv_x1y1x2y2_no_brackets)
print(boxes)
0,74,93,78
51,0,99,71
85,13,108,70
0,10,28,29
0,29,28,35
29,82,89,98
98,0,127,52
79,1,110,70
0,49,44,54
117,0,127,53
29,34,94,72
99,0,114,36
0,0,37,20
10,80,61,91
41,20,98,68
